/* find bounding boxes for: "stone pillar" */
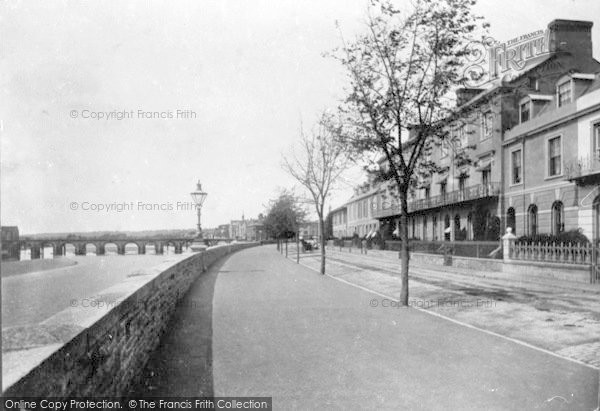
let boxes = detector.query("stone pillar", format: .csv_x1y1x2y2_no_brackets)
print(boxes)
30,245,41,259
502,227,517,261
139,244,146,255
75,244,86,256
97,244,105,255
175,244,182,254
117,244,125,255
53,245,63,257
155,243,164,255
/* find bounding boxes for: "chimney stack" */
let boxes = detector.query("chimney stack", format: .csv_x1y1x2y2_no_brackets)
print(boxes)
548,19,593,60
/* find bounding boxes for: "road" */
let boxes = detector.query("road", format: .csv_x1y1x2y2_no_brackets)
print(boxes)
136,246,599,409
1,254,184,328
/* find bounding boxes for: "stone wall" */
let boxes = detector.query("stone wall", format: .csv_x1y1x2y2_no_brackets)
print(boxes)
2,243,256,397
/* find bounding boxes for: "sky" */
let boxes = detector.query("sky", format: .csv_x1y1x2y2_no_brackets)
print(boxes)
1,0,599,234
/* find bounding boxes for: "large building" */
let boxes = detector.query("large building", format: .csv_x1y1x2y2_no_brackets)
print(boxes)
330,19,600,243
504,71,600,239
230,215,266,241
1,226,20,261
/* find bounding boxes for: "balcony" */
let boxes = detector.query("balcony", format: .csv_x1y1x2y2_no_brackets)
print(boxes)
372,182,501,219
566,154,600,185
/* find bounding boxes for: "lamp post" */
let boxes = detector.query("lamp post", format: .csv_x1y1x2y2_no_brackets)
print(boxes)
190,180,208,251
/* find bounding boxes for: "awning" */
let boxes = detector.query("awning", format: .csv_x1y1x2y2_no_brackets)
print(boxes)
444,227,452,233
367,229,377,239
392,228,400,236
476,158,492,171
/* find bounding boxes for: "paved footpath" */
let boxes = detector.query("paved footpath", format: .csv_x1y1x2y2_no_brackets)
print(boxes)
295,246,600,369
136,246,599,410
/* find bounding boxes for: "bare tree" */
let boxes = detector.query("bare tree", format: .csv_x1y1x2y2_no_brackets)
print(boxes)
283,112,348,274
331,0,488,304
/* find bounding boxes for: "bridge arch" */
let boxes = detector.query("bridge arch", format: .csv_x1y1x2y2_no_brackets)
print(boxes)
63,243,79,257
124,242,140,255
103,242,119,255
84,243,98,256
39,242,57,259
164,240,183,254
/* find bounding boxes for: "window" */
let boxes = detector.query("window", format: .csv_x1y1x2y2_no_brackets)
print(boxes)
423,217,428,241
548,136,562,176
481,111,493,139
467,213,473,240
458,125,468,148
507,207,516,235
551,201,564,235
520,102,530,123
432,216,438,240
529,77,539,91
482,168,490,187
425,187,431,200
441,140,449,158
454,214,462,240
511,149,522,184
557,80,572,107
594,122,600,158
440,181,447,197
528,204,538,236
458,175,467,192
444,215,451,241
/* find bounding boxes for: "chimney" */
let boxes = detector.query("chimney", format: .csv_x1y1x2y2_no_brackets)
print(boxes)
548,19,593,60
456,88,484,106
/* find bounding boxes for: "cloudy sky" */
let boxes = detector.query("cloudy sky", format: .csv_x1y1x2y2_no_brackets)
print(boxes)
2,0,599,234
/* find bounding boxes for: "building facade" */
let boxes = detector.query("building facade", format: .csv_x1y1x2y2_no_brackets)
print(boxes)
330,205,348,238
330,19,600,243
504,73,600,240
298,221,320,239
1,226,20,261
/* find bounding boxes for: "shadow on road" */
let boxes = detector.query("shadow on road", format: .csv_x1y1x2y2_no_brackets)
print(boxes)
130,255,230,396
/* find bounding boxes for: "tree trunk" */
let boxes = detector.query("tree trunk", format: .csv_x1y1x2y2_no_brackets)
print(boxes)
319,217,326,275
399,188,409,306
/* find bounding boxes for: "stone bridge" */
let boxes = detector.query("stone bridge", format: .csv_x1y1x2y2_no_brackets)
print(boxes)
18,237,234,259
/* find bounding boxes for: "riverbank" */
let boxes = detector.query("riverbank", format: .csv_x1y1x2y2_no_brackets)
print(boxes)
1,258,78,278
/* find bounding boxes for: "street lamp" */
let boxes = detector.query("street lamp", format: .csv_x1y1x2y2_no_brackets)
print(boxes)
190,180,208,251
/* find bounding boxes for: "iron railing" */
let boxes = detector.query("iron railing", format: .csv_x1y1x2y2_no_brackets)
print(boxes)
565,153,600,180
372,182,501,218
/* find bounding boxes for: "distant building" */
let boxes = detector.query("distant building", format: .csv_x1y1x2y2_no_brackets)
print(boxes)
330,205,348,238
299,221,320,239
217,224,230,238
246,219,265,241
1,226,20,261
230,216,247,240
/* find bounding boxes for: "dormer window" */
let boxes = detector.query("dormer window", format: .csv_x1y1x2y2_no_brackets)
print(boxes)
519,101,530,123
557,80,572,107
528,77,539,91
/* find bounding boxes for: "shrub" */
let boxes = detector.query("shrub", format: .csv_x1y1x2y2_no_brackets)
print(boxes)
517,229,590,245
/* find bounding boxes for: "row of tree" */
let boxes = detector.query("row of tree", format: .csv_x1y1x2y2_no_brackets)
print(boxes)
267,0,489,306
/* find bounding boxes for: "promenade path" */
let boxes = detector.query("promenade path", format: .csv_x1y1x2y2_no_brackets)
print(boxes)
135,246,599,410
